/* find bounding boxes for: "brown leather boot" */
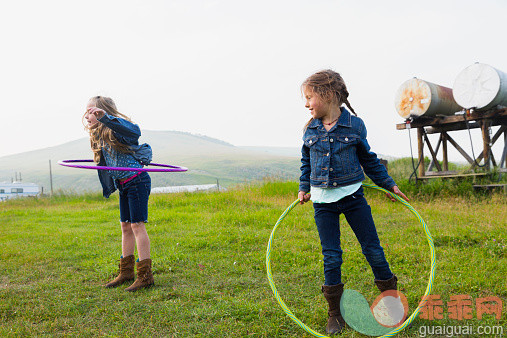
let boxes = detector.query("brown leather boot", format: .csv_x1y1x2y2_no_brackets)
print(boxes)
105,255,135,288
322,284,345,335
125,258,154,292
375,274,398,293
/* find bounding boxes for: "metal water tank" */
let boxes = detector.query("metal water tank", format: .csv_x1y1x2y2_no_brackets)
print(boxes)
394,78,461,119
453,63,507,111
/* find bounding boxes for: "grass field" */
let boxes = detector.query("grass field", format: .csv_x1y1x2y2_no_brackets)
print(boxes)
1,181,506,337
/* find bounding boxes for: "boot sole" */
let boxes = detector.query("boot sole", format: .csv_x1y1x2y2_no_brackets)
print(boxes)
125,282,155,292
105,278,135,288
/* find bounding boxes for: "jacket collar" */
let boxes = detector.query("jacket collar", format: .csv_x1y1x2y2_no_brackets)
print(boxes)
336,107,352,127
307,107,352,129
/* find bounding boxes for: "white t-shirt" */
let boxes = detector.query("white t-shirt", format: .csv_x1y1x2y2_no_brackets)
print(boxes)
310,182,362,203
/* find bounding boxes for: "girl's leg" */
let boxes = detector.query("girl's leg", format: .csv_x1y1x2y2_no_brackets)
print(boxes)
125,172,151,260
313,202,343,286
105,187,136,288
131,222,150,261
340,189,393,281
121,222,135,257
126,221,154,292
119,187,135,257
123,173,154,292
314,202,346,335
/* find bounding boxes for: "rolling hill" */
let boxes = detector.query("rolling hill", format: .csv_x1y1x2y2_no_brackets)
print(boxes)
0,131,301,193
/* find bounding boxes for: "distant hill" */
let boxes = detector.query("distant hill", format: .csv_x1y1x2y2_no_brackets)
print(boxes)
0,131,301,193
238,146,301,158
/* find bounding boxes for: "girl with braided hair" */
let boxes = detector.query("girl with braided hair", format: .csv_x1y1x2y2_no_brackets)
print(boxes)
298,70,408,335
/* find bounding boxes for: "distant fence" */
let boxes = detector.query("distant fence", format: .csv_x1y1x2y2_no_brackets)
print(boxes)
151,184,222,194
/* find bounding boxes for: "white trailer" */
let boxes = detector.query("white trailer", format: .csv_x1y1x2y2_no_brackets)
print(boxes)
0,182,40,201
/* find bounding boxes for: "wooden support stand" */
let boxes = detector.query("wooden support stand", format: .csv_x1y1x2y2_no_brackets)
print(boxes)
396,108,507,180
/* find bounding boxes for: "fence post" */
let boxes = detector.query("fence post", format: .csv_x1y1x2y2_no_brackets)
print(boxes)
49,160,54,196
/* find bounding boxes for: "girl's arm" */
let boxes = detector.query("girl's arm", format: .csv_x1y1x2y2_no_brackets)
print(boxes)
299,143,311,193
89,107,141,140
98,114,141,139
299,143,312,204
356,125,395,189
356,120,409,201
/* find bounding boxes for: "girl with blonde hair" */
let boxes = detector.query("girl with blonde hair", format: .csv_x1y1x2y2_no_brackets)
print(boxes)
84,96,154,292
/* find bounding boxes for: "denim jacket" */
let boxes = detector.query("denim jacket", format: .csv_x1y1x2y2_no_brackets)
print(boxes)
299,108,395,193
96,113,152,198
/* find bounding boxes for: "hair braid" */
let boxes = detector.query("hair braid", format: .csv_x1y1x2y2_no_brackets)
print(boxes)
343,98,357,116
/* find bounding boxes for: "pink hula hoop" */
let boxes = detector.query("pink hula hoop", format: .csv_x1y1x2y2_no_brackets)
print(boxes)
57,159,188,172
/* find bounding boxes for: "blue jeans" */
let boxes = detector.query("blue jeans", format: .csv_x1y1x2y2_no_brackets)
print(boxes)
313,186,393,285
117,172,151,223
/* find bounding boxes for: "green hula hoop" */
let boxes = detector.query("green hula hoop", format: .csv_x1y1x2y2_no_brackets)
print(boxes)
265,182,436,337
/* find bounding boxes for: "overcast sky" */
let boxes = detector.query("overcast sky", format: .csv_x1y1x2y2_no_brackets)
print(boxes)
1,0,506,161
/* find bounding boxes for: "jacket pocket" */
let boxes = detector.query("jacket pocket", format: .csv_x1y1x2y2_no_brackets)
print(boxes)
336,135,358,145
304,136,318,148
335,135,360,173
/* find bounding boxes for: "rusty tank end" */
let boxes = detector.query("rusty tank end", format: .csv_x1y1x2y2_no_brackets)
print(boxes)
395,78,461,119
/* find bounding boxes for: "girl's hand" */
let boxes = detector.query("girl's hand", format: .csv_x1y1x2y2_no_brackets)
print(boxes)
386,186,409,202
298,191,311,205
87,107,106,120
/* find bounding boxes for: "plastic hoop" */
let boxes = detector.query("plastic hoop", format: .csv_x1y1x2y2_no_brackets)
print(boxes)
57,159,188,172
265,182,436,338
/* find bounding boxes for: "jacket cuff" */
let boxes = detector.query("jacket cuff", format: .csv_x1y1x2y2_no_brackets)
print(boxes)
98,112,111,122
381,177,396,191
299,181,310,193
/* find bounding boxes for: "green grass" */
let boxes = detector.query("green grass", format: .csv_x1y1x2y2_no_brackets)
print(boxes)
1,181,506,337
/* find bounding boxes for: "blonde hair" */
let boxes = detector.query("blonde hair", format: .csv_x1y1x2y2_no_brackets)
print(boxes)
302,69,357,129
83,96,133,163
